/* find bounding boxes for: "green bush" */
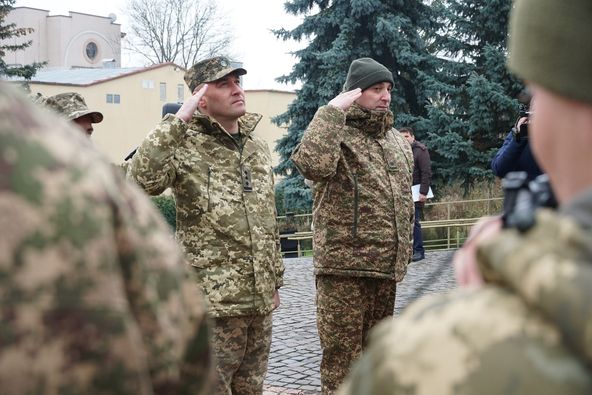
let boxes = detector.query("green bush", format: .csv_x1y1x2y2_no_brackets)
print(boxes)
151,195,176,231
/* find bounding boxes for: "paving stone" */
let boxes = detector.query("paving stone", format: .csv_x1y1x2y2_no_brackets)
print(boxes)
265,251,457,392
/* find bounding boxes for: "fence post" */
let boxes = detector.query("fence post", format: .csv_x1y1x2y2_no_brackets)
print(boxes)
447,202,451,249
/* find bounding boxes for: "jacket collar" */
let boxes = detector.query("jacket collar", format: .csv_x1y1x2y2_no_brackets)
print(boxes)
345,102,394,138
187,111,262,140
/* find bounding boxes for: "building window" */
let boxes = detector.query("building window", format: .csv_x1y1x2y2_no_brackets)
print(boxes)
106,93,121,104
160,82,167,101
142,80,154,89
177,84,184,102
84,41,99,63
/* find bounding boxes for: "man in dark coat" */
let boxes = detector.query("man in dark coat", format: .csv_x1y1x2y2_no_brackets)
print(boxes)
400,127,432,262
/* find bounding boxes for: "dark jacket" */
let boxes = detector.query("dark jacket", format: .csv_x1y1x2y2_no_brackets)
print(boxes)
491,131,543,181
411,140,432,196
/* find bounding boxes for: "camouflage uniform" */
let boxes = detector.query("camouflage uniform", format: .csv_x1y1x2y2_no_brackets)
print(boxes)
0,83,213,394
291,103,414,393
340,204,592,394
128,57,284,394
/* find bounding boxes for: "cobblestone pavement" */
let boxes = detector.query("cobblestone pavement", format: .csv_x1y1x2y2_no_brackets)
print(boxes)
263,250,457,394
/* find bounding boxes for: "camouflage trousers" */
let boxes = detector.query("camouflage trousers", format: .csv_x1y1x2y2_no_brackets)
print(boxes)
210,313,273,395
316,275,397,394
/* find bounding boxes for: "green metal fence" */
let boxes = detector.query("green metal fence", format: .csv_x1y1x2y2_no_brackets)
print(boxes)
277,197,504,257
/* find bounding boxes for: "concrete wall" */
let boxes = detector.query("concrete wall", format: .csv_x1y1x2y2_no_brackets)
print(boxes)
31,64,188,163
246,90,295,169
4,7,121,69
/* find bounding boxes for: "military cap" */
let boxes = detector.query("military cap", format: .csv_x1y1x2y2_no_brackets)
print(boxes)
184,56,247,93
507,0,592,104
44,92,104,123
344,57,394,92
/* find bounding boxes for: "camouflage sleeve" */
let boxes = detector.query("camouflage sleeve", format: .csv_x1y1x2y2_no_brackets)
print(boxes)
274,222,285,289
272,175,285,289
290,105,346,181
339,285,592,394
112,170,214,394
0,86,213,394
477,209,592,367
128,113,188,195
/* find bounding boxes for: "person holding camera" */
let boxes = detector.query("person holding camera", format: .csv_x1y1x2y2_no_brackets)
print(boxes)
491,99,543,181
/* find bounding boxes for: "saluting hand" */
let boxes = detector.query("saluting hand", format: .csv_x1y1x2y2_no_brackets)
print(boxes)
328,88,362,111
176,84,208,122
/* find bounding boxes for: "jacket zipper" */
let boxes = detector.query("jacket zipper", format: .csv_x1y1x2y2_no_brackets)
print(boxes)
353,173,359,238
207,165,212,212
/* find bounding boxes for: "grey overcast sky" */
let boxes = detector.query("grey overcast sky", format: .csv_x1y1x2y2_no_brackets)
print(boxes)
14,0,304,90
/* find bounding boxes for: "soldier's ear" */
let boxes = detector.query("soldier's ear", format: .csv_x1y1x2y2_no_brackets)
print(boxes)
198,96,207,110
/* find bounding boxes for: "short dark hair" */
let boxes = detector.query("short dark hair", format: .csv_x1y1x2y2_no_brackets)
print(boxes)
399,126,414,136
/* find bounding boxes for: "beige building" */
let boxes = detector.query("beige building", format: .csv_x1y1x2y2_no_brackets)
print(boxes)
3,6,122,69
26,65,296,167
6,6,295,168
247,90,295,167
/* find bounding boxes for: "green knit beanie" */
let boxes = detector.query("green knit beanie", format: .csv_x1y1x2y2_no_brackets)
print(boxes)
507,0,592,103
343,58,394,92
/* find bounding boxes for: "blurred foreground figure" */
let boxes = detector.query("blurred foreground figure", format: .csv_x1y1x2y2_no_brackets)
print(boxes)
0,83,213,394
340,0,592,393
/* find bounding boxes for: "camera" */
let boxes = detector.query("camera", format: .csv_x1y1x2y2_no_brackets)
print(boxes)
513,104,532,142
502,171,557,232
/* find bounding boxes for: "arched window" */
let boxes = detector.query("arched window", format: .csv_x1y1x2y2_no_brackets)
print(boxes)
85,41,99,62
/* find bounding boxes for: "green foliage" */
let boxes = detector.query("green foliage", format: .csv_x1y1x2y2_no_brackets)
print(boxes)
0,0,44,80
151,195,176,231
423,0,522,194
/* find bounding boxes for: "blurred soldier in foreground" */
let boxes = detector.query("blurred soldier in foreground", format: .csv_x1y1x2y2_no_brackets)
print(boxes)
44,92,104,136
128,56,284,394
291,57,414,393
0,83,213,394
339,0,592,393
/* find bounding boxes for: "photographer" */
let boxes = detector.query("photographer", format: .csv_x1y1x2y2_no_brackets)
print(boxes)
491,95,543,181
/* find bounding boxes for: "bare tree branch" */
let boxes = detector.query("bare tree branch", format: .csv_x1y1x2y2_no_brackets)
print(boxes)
124,0,234,68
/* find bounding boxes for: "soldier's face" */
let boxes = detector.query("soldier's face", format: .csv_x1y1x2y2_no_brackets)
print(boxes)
73,115,94,137
356,82,392,112
201,73,246,121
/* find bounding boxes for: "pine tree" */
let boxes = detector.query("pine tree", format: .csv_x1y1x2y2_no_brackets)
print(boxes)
274,0,439,212
0,0,44,80
425,0,523,192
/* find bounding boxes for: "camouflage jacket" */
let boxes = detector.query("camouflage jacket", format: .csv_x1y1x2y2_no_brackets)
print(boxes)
128,111,284,317
340,193,592,394
0,84,213,394
291,104,414,281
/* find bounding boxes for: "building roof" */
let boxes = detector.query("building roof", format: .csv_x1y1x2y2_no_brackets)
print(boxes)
23,63,182,86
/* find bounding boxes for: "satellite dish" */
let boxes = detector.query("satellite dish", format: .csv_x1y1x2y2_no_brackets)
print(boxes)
108,13,117,23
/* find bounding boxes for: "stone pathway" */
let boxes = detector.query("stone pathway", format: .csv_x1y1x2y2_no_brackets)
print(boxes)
263,250,457,394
